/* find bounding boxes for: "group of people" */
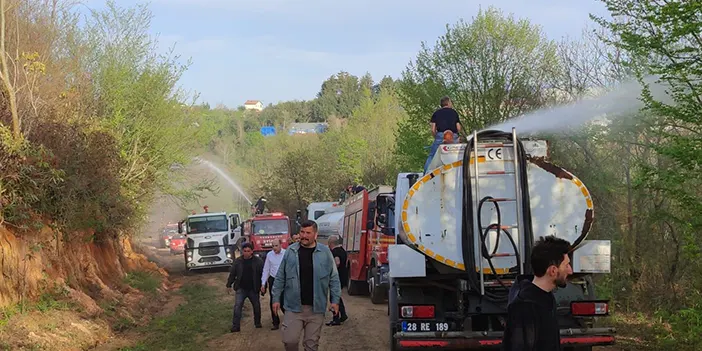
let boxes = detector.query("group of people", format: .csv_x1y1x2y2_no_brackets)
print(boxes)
225,219,348,351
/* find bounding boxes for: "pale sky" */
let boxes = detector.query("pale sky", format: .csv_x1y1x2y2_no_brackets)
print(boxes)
84,0,611,108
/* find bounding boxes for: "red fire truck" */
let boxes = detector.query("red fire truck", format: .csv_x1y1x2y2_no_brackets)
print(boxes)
342,185,395,304
242,212,292,258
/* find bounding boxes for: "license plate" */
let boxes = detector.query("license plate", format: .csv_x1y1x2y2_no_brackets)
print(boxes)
401,321,450,332
203,261,217,265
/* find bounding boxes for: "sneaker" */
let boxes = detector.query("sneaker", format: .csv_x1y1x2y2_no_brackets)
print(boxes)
340,315,348,323
255,324,263,329
325,320,341,326
271,325,279,330
231,327,240,333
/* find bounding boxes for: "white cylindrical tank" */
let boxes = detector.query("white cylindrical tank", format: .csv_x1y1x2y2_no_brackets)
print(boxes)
399,141,593,273
316,211,345,240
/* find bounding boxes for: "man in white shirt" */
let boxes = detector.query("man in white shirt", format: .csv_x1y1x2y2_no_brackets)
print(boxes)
261,239,286,330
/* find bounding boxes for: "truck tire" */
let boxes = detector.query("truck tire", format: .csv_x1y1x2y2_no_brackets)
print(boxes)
347,264,369,296
369,267,386,304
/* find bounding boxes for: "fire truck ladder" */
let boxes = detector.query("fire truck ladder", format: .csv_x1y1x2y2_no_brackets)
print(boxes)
461,127,534,303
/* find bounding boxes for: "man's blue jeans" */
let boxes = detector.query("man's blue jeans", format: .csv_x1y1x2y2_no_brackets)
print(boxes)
424,131,457,174
232,288,261,329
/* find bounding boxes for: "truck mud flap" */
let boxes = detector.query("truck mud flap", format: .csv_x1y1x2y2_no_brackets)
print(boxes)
393,328,616,349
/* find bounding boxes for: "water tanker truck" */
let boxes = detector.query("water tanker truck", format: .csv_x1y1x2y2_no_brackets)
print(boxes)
386,128,615,350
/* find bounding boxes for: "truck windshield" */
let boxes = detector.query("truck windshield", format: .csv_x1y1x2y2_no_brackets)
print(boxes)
187,215,228,234
252,219,289,235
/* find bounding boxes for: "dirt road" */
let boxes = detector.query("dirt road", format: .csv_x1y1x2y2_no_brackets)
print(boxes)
137,232,621,351
141,235,389,351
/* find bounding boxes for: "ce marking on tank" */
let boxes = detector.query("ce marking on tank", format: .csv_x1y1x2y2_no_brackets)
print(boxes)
486,148,503,160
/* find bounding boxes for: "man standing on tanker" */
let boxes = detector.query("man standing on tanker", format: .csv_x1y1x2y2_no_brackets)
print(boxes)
271,220,341,351
424,96,462,173
502,235,573,350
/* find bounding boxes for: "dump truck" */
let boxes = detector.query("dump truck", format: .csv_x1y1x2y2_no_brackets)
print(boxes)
386,129,615,350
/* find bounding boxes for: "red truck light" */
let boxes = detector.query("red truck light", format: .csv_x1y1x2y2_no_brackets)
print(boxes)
401,305,435,319
571,301,609,316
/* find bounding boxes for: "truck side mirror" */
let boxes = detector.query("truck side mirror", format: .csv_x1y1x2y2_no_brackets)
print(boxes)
367,205,376,230
377,213,387,226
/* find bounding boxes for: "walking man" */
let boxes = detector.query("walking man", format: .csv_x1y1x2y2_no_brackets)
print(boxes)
271,220,341,351
502,235,573,350
226,242,264,332
261,239,286,330
326,235,348,325
424,96,462,173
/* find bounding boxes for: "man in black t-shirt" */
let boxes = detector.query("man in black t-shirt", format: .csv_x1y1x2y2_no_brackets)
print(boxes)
424,96,462,173
226,243,264,332
326,235,348,325
502,236,573,350
271,220,341,351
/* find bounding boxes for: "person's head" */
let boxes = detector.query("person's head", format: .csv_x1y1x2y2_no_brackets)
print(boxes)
299,220,318,248
440,96,452,108
271,239,282,254
328,235,341,248
531,235,572,289
241,242,254,259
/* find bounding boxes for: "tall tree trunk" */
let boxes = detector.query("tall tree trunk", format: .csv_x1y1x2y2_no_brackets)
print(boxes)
0,0,20,139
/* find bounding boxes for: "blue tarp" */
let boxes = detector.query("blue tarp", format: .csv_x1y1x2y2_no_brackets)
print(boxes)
260,126,276,136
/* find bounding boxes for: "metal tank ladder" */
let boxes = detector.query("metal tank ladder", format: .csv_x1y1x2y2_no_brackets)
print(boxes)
470,128,525,295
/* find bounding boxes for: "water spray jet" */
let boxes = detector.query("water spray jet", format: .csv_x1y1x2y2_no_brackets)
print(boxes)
485,75,672,136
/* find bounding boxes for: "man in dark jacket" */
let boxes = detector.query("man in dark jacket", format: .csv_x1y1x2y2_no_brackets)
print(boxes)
502,235,573,351
226,242,264,332
326,235,348,326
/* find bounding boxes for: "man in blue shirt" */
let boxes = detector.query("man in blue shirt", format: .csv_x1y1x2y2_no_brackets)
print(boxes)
271,220,341,351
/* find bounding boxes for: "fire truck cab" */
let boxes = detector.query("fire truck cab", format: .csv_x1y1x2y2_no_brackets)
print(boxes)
342,185,395,304
242,212,292,258
178,211,236,273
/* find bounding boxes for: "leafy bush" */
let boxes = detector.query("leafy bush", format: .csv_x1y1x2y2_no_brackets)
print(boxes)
0,125,63,229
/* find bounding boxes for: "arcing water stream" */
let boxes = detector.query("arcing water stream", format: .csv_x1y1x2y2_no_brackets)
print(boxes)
487,75,672,135
194,157,253,206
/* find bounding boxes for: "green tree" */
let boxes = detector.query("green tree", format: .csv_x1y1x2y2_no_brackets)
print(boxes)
80,1,200,224
312,71,367,121
591,1,702,346
395,6,560,170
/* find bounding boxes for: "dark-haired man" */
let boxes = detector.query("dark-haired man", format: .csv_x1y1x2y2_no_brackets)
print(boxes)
502,235,573,350
226,242,264,332
271,220,341,351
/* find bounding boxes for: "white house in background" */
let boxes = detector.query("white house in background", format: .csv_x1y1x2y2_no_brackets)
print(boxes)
244,100,263,111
